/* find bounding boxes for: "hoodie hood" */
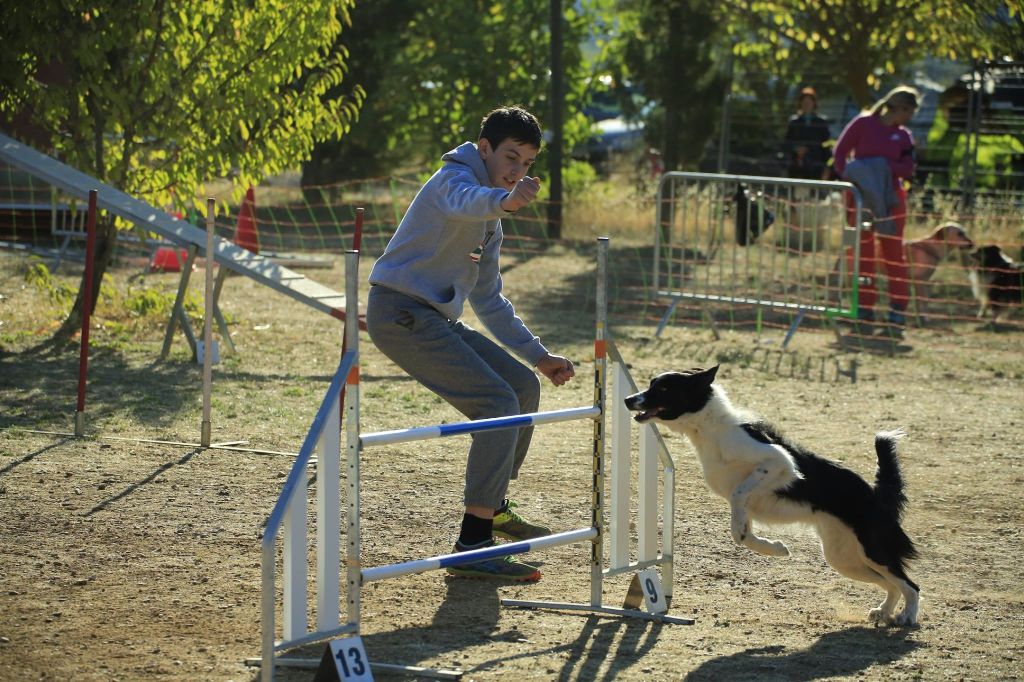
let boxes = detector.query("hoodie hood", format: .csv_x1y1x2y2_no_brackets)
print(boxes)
441,142,492,187
367,138,548,365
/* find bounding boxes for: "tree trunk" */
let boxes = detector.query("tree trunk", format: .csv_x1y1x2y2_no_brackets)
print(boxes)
43,216,116,352
847,73,873,109
841,36,874,108
660,0,685,171
547,0,564,239
39,98,114,353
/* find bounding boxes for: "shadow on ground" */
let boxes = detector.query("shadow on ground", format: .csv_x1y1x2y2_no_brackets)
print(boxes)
684,626,920,681
269,580,669,681
0,348,375,431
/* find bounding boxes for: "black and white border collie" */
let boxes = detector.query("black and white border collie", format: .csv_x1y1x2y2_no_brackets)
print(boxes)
969,244,1023,322
625,365,920,626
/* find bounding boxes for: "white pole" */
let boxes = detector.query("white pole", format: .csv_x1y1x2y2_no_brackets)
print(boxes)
201,197,214,447
260,542,275,682
610,361,631,569
638,424,658,562
662,464,676,600
362,528,597,583
282,483,308,641
316,392,341,631
359,406,600,447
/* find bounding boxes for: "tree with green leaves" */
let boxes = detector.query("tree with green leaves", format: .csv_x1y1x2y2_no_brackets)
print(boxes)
301,0,428,185
724,1,1023,107
304,1,598,188
600,0,727,171
0,1,363,348
376,1,594,166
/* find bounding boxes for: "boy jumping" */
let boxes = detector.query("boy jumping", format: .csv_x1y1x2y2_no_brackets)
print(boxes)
366,106,575,582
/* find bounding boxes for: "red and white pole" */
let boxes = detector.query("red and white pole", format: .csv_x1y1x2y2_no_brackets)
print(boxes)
339,207,364,426
74,189,99,437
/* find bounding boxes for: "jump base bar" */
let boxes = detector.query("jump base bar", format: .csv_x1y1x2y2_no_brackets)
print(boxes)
500,599,696,625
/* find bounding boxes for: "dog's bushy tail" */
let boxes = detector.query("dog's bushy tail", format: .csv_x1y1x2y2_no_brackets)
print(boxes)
874,429,909,519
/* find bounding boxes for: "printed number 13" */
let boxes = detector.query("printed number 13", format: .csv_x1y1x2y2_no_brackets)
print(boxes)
336,645,366,677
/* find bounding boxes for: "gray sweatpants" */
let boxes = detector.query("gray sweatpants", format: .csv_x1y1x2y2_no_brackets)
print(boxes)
366,285,541,509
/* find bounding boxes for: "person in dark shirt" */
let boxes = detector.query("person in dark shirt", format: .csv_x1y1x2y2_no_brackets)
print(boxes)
783,86,832,180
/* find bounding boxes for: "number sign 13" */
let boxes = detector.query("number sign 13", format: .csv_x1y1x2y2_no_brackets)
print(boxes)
328,637,373,681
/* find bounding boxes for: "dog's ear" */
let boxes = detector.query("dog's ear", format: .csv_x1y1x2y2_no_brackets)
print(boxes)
700,365,719,384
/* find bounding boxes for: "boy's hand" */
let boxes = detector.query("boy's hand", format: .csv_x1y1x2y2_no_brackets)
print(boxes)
501,176,542,212
536,353,574,386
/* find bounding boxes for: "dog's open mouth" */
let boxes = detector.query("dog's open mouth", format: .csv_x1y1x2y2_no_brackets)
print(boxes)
631,408,661,422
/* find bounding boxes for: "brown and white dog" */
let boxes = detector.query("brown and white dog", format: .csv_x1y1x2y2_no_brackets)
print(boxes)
904,221,974,286
826,221,973,304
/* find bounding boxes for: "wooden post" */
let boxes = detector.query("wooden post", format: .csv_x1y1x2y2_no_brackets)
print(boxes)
201,197,215,447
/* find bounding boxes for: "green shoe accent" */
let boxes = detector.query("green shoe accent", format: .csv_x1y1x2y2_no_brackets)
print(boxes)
492,500,551,542
445,542,541,582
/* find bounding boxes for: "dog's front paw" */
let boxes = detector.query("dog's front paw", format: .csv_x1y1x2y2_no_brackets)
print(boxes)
744,537,790,557
893,609,918,627
868,607,893,625
748,539,790,557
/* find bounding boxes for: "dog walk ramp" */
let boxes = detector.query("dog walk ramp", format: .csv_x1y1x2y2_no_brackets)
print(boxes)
0,132,362,327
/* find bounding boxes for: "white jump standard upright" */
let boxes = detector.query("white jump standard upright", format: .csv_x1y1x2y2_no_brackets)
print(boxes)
500,238,688,624
257,239,691,682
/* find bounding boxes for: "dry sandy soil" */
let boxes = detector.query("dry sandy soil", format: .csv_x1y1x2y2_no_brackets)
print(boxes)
1,246,1022,681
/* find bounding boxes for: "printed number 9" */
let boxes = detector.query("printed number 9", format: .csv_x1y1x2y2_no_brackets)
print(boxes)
336,645,366,677
645,577,658,603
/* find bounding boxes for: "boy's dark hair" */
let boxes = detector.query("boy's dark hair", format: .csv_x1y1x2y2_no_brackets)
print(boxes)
479,106,543,150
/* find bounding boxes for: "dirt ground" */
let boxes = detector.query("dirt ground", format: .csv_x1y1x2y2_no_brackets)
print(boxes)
1,246,1022,681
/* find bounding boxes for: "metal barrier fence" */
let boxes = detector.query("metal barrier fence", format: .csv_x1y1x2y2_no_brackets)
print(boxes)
256,239,688,681
653,172,865,344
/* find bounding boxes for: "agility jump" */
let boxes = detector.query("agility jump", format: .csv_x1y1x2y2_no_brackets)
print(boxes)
256,238,690,680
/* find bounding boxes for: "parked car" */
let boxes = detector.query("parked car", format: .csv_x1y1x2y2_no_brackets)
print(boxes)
574,87,650,174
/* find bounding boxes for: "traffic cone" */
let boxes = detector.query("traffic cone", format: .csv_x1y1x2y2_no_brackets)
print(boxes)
150,246,189,272
233,186,259,253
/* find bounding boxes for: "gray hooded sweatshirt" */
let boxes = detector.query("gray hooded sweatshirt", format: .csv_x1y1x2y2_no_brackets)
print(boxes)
368,142,548,365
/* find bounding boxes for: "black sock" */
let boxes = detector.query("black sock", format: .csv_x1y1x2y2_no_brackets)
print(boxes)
457,513,493,549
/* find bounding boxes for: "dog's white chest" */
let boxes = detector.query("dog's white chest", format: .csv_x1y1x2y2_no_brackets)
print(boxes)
689,439,748,499
700,468,736,498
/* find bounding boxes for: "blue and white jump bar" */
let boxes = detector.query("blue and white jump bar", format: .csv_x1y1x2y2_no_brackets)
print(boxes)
362,527,598,583
360,405,601,448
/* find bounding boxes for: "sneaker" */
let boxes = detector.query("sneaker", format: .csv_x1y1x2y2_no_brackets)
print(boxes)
887,309,907,326
446,540,541,582
492,500,551,542
885,309,907,338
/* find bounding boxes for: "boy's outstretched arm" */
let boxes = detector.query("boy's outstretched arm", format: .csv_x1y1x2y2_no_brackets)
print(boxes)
535,353,575,386
500,176,542,212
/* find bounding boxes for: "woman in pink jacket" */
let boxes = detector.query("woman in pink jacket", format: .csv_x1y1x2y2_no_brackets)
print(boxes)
833,85,920,333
